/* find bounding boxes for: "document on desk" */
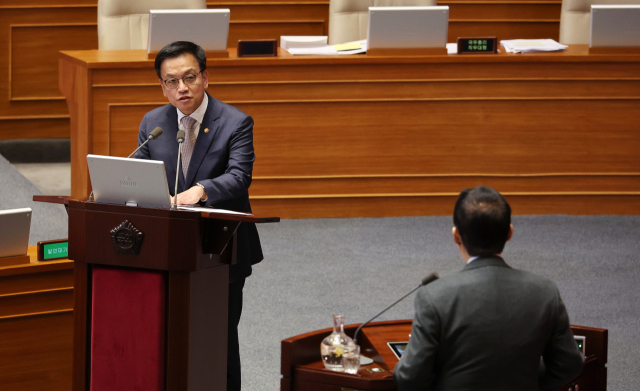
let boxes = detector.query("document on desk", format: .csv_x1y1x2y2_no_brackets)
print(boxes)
500,39,567,53
287,40,367,55
177,206,251,215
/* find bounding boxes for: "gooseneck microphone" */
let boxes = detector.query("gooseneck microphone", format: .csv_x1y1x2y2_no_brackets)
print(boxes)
88,127,163,202
172,129,185,210
353,272,439,345
127,127,163,158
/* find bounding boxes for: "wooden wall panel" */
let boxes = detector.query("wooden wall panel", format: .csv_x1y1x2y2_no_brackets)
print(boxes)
449,21,560,41
107,103,165,157
228,21,325,45
219,3,329,21
0,250,74,391
11,24,97,100
250,194,640,218
0,5,96,140
0,117,70,140
235,100,640,177
445,1,561,20
250,175,640,196
0,313,74,391
445,0,561,41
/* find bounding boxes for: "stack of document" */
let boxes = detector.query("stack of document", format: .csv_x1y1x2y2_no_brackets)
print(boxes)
500,39,568,53
286,40,368,55
280,36,328,50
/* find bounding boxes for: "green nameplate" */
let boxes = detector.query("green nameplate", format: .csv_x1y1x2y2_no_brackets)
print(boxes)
38,240,69,261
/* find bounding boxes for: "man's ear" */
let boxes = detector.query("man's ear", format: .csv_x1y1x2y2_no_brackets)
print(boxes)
452,226,463,245
507,224,513,242
202,69,209,89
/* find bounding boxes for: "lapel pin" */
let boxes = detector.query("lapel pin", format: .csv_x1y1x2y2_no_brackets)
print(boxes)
204,128,209,133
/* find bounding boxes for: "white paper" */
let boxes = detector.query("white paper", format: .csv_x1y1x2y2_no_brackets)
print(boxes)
280,36,328,50
500,39,567,53
177,206,250,215
287,40,368,55
446,43,458,54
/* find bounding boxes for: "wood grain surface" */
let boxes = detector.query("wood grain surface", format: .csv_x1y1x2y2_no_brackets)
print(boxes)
0,246,74,391
1,0,562,140
59,47,640,217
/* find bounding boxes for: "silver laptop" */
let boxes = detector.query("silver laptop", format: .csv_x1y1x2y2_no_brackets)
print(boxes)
367,6,449,50
148,9,230,54
87,155,172,209
0,208,31,258
590,5,640,48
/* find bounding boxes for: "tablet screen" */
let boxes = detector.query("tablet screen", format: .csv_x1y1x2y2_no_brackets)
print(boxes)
387,342,408,359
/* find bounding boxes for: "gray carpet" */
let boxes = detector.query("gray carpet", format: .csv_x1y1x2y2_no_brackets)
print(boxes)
0,154,68,245
245,215,640,391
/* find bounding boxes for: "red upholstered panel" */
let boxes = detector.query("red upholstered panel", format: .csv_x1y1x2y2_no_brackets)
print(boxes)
90,266,166,391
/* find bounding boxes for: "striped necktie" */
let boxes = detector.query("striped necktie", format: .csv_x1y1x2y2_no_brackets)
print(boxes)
180,115,197,179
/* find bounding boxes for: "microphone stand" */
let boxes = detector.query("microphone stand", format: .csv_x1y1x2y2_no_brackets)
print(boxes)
127,138,152,158
353,272,439,365
172,130,185,210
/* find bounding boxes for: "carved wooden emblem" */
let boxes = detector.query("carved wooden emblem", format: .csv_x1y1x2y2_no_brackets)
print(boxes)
110,220,144,255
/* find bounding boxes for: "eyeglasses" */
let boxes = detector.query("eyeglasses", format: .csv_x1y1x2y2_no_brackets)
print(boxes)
162,71,202,90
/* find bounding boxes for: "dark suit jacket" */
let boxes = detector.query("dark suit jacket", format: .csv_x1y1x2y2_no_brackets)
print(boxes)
394,256,583,391
135,92,263,282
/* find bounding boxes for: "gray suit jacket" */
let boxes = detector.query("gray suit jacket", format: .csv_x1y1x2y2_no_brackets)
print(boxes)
136,93,263,282
394,256,583,391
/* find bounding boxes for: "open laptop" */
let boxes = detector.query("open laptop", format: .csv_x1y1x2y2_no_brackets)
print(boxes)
590,5,640,48
87,155,172,209
367,6,449,50
0,208,31,258
147,9,230,54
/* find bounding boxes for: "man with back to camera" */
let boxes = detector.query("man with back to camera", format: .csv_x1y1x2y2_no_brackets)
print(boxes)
135,41,262,391
393,186,584,391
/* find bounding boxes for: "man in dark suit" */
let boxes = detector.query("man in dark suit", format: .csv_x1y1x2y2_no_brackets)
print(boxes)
393,186,584,391
135,41,262,391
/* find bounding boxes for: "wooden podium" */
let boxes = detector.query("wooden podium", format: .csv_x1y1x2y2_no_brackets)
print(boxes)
282,320,608,391
35,196,278,391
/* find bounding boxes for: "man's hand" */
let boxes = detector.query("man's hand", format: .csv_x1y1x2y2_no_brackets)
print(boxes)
174,185,205,205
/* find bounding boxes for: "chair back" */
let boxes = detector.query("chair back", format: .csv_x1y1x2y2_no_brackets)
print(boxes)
98,0,206,50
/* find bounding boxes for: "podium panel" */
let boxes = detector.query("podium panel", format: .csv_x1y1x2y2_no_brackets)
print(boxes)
66,200,235,391
90,266,166,391
281,320,608,391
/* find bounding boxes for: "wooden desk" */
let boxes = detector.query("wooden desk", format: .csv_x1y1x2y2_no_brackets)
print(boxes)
0,246,74,391
59,47,640,218
282,320,608,391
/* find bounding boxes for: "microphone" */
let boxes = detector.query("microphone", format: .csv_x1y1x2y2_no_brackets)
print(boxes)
172,129,185,210
127,127,163,158
353,272,439,345
88,127,163,202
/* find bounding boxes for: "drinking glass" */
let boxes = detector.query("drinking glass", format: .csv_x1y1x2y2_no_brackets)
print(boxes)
342,343,361,374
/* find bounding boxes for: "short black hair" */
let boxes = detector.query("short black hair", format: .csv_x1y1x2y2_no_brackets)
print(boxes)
453,186,511,257
154,41,207,79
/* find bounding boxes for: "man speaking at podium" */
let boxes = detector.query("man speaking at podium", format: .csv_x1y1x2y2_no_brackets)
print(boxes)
394,186,583,391
135,41,262,391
